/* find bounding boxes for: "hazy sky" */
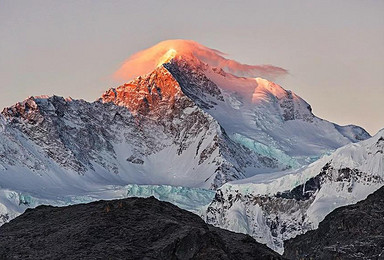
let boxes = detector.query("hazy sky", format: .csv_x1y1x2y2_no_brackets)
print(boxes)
1,0,383,134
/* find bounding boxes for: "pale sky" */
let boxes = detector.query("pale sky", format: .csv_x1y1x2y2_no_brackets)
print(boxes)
1,0,383,134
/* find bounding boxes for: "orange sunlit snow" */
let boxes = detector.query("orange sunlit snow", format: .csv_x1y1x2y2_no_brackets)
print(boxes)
113,39,288,81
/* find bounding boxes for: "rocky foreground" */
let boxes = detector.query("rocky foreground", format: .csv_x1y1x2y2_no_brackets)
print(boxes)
284,186,384,259
0,196,283,260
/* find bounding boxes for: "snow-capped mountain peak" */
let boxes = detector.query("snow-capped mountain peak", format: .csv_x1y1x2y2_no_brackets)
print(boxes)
156,48,178,67
0,41,376,246
101,66,184,116
0,42,371,191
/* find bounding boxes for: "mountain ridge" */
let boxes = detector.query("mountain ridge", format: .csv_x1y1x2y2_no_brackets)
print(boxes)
206,129,384,253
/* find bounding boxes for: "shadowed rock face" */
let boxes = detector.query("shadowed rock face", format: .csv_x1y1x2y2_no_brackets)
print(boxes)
284,186,384,260
0,197,284,260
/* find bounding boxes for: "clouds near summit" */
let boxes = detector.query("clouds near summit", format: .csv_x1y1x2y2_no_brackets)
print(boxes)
113,39,288,81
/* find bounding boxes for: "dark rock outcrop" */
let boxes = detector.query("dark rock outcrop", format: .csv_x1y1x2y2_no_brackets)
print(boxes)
284,186,384,260
0,196,284,260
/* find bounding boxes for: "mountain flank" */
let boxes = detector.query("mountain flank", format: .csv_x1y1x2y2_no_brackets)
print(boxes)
284,186,384,259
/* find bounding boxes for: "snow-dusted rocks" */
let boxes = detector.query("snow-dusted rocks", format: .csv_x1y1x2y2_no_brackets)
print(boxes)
101,65,280,188
206,129,384,253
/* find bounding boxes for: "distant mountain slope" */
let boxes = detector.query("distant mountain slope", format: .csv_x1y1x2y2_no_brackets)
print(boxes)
206,129,384,253
0,196,284,260
284,186,384,260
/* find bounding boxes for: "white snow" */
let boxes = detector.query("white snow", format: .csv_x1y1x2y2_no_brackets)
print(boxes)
196,62,369,168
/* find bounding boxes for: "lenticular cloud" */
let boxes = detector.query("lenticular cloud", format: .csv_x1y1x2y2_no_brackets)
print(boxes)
113,39,288,81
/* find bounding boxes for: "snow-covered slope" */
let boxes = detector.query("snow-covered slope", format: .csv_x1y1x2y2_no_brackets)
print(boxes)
206,129,384,253
164,55,369,168
0,66,279,192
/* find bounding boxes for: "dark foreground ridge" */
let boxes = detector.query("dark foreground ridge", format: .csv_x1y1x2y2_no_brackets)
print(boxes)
0,197,284,260
284,186,384,260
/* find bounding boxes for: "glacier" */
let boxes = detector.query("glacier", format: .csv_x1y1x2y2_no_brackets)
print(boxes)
231,133,299,169
0,183,215,226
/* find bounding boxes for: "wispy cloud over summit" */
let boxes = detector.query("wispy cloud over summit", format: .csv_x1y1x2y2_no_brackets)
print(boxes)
113,39,288,81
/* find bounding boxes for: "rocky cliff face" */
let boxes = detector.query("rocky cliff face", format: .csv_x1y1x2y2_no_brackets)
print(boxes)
0,196,285,260
99,65,279,188
284,185,384,260
1,96,120,173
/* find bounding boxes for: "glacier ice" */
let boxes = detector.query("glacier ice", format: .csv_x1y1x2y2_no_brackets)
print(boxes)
231,133,299,169
0,184,215,226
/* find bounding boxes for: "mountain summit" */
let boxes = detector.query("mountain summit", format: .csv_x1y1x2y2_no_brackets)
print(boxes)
113,39,288,80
